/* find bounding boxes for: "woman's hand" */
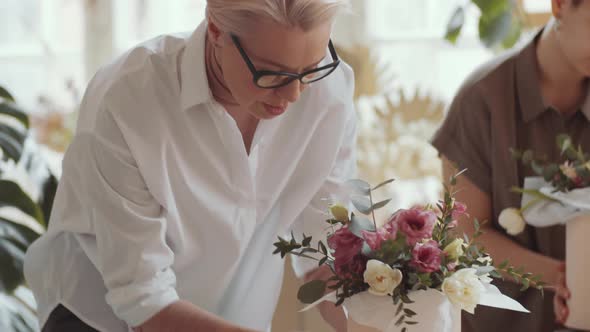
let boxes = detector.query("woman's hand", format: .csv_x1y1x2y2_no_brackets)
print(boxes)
553,262,571,325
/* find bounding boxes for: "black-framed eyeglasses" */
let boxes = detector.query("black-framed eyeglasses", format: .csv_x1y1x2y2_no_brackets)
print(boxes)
230,33,340,89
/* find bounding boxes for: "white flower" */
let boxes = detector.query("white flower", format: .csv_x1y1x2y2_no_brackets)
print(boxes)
363,260,403,296
498,208,526,235
443,238,465,261
476,255,492,266
560,161,578,180
442,268,486,314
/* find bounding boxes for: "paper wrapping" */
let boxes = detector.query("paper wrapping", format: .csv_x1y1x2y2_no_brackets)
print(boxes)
565,215,590,330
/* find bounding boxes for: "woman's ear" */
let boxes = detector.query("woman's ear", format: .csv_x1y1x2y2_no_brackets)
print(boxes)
206,18,225,48
551,0,567,19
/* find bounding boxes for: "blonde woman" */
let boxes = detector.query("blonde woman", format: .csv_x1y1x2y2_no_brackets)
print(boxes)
25,1,354,331
433,0,590,331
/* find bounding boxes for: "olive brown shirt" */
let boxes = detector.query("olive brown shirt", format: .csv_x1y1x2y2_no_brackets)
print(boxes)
432,30,590,332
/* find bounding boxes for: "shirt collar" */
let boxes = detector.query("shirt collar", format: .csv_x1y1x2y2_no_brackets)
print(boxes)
516,28,547,123
179,20,212,111
517,28,590,123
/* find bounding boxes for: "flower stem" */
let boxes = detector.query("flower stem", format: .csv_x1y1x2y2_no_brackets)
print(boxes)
369,190,377,230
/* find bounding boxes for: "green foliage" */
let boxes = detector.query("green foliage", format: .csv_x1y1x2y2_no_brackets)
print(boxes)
445,0,524,49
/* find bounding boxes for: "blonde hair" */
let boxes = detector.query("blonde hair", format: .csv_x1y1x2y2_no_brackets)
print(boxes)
206,0,349,36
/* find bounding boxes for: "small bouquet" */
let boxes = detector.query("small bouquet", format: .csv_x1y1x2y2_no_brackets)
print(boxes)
500,134,590,330
274,173,541,332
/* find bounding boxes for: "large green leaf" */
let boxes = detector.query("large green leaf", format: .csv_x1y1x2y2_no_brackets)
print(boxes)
0,103,29,129
0,123,26,147
0,131,23,162
0,86,15,103
0,180,45,227
297,279,327,304
501,16,523,49
0,217,40,250
0,217,40,293
0,238,25,293
445,7,465,44
0,293,38,332
39,174,58,226
479,9,513,48
473,0,510,19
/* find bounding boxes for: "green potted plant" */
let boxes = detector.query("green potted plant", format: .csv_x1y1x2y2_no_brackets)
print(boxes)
0,85,58,331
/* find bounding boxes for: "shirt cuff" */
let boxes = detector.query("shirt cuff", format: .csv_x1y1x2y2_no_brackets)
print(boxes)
105,268,180,327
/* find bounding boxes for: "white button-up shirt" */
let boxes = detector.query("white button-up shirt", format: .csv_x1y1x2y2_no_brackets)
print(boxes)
24,21,356,332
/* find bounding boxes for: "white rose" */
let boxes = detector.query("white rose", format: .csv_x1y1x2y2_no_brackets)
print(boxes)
476,255,492,265
363,260,403,296
560,162,578,180
442,268,486,314
443,238,465,261
498,208,526,235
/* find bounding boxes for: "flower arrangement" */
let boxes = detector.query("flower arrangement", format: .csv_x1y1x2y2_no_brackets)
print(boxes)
274,172,543,331
499,134,590,330
500,134,590,235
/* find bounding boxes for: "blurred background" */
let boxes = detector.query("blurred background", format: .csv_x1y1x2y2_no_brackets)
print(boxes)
0,0,551,331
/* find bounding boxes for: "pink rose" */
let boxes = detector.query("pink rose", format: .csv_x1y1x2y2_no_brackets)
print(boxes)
361,215,399,250
410,240,443,273
393,208,437,245
336,254,369,279
447,219,459,229
452,201,468,220
328,227,364,276
447,261,458,272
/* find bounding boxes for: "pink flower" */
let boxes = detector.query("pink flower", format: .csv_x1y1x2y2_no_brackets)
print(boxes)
452,201,468,220
410,240,443,273
328,227,364,275
393,208,437,245
335,254,369,279
361,215,399,250
447,261,458,272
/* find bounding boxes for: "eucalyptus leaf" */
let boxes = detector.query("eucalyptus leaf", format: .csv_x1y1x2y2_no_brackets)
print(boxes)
530,160,545,177
349,214,376,238
371,199,392,211
372,178,395,191
345,179,371,195
475,265,495,276
297,279,327,304
361,241,372,256
351,195,372,214
557,134,572,153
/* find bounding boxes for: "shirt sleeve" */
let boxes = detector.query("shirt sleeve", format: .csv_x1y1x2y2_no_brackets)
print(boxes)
431,84,493,194
60,106,178,327
290,102,358,278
